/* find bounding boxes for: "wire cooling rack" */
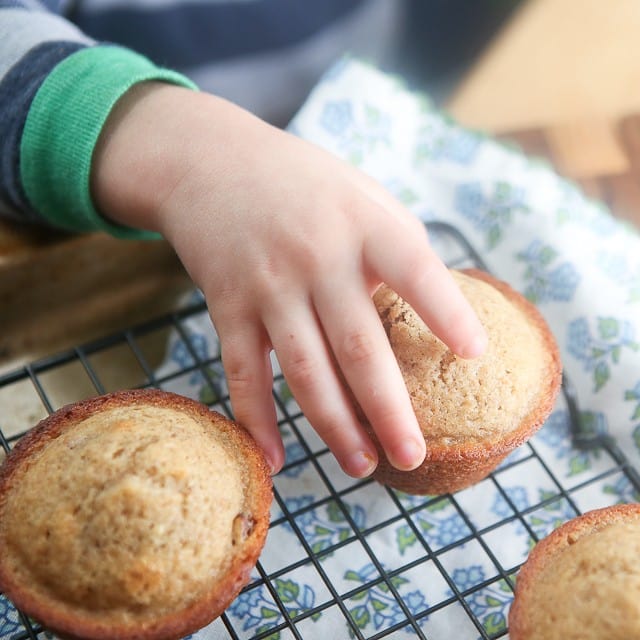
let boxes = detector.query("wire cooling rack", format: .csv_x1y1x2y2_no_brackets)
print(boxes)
1,221,640,640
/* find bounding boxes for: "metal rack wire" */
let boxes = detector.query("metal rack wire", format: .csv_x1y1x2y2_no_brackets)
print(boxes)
1,221,639,640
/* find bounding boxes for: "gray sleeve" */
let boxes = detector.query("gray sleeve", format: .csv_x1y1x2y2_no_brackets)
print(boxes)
0,1,95,224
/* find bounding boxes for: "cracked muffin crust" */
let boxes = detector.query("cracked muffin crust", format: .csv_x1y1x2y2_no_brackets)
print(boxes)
0,389,272,640
369,268,561,494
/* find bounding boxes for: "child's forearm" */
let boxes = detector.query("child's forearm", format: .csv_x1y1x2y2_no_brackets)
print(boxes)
92,83,241,235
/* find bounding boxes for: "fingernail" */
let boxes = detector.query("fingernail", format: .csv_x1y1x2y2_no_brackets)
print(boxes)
391,438,426,471
343,451,378,478
265,453,282,476
460,330,488,359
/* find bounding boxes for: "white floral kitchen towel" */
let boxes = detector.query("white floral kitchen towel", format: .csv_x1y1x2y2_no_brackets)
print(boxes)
7,57,639,640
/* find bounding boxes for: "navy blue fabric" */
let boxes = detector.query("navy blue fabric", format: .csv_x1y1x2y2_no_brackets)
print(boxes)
70,0,364,68
0,40,86,222
0,1,69,10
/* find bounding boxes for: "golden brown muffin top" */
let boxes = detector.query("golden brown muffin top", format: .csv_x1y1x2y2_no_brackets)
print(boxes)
509,505,640,640
374,269,555,446
4,405,243,614
523,521,640,639
0,389,272,640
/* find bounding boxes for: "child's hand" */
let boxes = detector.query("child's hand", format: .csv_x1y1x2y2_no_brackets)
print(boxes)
92,83,487,477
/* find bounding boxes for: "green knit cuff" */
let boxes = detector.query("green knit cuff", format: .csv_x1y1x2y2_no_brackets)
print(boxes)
20,45,198,239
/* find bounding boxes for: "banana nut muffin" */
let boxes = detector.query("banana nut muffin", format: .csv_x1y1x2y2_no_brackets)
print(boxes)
0,389,272,640
509,503,640,640
369,268,561,495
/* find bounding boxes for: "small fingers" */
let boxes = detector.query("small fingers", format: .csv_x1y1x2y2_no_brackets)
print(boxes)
314,284,427,471
364,218,487,358
264,298,378,478
218,321,283,474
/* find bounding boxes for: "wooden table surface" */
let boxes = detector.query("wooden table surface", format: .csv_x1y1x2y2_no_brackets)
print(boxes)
447,0,640,229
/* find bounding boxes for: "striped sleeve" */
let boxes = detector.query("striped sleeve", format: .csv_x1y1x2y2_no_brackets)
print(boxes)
0,2,93,224
0,1,197,237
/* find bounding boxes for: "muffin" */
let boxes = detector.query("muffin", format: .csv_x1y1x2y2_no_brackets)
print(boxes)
509,503,640,640
0,389,272,640
369,268,561,494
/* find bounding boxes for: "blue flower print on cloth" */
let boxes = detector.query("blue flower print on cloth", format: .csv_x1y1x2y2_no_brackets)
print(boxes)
516,240,581,304
0,597,22,638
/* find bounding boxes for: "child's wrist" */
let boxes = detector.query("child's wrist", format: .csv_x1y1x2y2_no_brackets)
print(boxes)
94,87,273,238
20,45,197,239
91,81,189,233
